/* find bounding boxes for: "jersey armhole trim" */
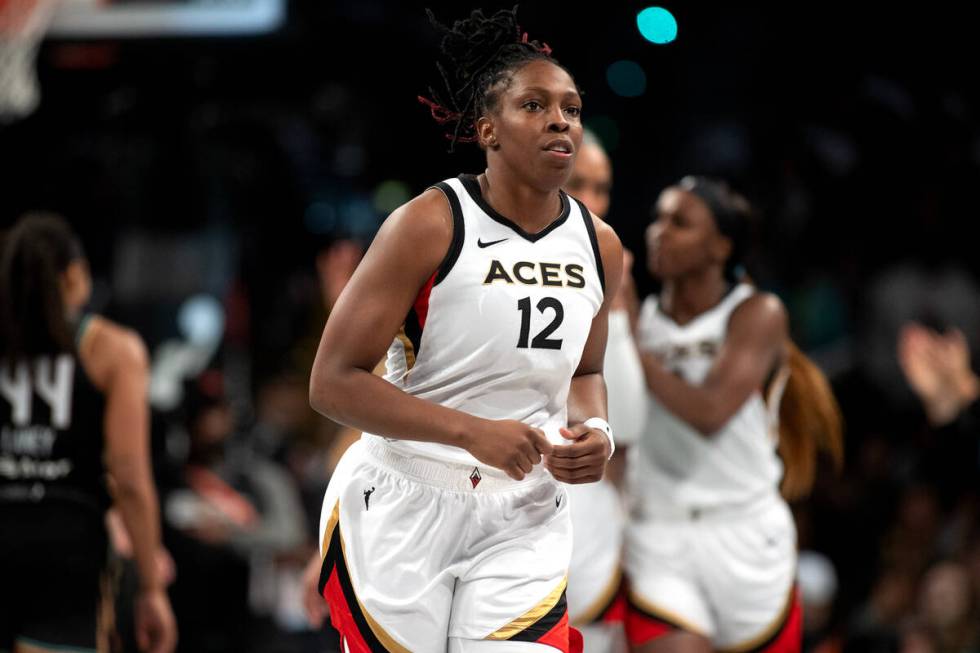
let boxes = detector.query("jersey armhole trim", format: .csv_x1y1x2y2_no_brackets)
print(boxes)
428,181,465,286
573,197,606,293
74,312,95,349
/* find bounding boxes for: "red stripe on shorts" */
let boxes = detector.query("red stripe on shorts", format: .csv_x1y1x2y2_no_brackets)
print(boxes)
625,608,675,646
532,611,584,653
323,568,373,653
749,592,802,653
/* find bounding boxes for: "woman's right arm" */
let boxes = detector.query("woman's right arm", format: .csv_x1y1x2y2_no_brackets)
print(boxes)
309,189,552,480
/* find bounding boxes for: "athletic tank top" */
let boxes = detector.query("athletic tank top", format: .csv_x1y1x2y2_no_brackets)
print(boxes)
632,284,788,510
0,315,110,514
367,174,605,466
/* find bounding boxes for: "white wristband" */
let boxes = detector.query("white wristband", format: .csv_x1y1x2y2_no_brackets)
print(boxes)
583,417,615,459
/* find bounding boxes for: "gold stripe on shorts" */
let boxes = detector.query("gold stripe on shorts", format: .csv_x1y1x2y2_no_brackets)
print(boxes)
486,577,567,640
628,588,710,638
336,526,412,653
320,500,340,562
572,566,621,626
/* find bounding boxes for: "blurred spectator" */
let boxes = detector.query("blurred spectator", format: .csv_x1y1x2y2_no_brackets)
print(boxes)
898,323,979,428
163,369,308,652
916,561,979,652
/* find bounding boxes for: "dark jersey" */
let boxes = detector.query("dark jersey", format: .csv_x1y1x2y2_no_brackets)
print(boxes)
0,318,109,514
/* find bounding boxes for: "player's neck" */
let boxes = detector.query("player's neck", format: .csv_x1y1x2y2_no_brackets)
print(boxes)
478,169,563,234
660,271,730,326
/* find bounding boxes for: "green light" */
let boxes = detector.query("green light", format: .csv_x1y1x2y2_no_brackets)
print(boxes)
372,180,411,214
606,60,647,98
637,7,677,45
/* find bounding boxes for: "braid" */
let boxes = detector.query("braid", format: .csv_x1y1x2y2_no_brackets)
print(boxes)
419,6,566,151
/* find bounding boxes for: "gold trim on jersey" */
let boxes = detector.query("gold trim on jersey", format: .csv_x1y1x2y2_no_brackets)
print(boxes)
486,577,567,640
337,523,412,653
320,500,340,563
395,324,415,370
395,325,416,370
571,565,621,626
716,584,796,653
628,589,710,638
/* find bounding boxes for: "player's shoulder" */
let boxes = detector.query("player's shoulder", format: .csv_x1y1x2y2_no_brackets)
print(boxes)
84,316,149,372
590,212,621,251
380,185,455,245
730,289,788,338
74,316,148,391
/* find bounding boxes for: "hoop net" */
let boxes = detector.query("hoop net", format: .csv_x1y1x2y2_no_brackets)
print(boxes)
0,0,58,123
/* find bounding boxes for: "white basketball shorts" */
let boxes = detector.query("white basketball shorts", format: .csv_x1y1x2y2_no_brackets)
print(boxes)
623,495,801,652
317,436,581,653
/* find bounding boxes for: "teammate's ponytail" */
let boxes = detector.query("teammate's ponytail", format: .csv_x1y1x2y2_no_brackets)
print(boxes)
776,341,845,500
0,213,84,363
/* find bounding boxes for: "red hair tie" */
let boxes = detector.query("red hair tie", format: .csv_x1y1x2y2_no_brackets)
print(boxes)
417,95,462,124
520,31,552,56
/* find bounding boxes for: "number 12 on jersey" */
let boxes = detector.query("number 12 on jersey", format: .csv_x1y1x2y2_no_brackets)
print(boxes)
516,297,564,350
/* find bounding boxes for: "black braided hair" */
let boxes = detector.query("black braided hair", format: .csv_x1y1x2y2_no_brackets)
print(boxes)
419,6,573,151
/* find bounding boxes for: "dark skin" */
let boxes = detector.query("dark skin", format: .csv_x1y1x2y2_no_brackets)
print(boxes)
309,58,623,483
632,188,786,653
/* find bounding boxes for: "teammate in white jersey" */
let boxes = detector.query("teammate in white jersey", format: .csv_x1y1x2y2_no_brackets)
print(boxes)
624,177,843,653
562,130,646,653
308,8,623,653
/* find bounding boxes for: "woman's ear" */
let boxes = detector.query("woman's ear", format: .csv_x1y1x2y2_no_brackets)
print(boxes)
712,235,733,266
476,115,499,150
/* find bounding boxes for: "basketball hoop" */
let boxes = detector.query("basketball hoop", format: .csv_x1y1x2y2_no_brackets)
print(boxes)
0,0,58,123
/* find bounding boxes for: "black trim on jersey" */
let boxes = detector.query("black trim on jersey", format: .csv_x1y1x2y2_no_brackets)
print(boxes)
318,526,393,652
573,197,605,293
404,306,423,361
428,182,466,285
458,174,570,243
509,590,568,642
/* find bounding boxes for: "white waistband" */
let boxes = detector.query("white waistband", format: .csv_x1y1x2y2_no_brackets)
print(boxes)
635,491,783,523
361,436,553,493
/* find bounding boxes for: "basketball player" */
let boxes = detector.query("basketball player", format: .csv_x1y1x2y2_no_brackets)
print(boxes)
562,130,645,653
0,214,176,653
308,7,623,653
624,178,843,653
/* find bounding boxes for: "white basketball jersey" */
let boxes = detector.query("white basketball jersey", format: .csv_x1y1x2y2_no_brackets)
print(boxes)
365,174,605,466
632,283,787,510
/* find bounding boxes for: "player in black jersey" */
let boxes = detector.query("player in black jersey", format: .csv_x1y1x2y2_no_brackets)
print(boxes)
0,215,176,653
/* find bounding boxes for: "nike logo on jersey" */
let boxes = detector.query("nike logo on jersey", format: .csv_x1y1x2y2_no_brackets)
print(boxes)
556,493,563,509
483,260,586,288
477,237,509,248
